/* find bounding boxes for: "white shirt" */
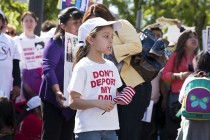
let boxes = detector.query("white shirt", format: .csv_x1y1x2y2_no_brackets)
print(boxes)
14,34,44,70
68,57,122,133
0,33,20,98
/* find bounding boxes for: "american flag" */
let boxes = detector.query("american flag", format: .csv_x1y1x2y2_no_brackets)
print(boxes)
113,86,135,105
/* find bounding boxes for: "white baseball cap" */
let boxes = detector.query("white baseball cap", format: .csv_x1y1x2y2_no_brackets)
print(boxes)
26,96,41,111
78,17,122,46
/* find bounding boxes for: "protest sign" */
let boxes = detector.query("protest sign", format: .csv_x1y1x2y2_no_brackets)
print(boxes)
63,32,78,106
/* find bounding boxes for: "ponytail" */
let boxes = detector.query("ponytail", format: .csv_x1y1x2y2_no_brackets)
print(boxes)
73,45,90,68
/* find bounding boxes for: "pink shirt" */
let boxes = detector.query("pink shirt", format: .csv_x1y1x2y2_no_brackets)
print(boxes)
161,52,194,94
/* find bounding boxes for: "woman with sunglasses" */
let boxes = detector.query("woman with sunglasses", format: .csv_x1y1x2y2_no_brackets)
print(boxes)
39,7,83,140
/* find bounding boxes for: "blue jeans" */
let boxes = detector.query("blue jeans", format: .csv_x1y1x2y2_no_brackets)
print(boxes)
75,130,118,140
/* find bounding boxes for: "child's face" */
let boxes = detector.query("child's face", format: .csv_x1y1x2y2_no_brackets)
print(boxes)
91,26,114,55
185,33,198,52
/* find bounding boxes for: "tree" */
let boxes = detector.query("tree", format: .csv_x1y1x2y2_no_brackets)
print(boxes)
2,0,210,48
1,0,60,34
105,0,210,49
43,0,60,22
0,0,27,33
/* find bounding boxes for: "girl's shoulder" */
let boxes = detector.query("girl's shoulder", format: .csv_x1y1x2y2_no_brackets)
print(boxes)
104,59,115,66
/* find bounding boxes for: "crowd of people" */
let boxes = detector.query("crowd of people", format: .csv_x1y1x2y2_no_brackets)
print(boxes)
0,3,210,140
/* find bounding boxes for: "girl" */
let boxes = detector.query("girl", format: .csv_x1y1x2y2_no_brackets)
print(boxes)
176,51,210,140
67,17,132,140
82,4,152,140
161,30,199,140
39,7,83,140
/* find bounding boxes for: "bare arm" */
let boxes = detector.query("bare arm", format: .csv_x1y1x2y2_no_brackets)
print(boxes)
70,91,115,112
52,84,66,108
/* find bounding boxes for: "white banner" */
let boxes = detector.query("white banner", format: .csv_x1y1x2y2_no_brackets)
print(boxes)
63,32,79,106
18,38,44,69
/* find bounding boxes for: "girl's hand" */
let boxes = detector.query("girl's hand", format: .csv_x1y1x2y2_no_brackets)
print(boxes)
116,100,126,105
97,100,115,112
55,91,66,108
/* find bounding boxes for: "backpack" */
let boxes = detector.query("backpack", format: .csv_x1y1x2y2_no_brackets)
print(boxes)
178,74,210,120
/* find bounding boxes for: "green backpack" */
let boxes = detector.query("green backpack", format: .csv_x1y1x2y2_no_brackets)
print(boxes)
177,73,210,120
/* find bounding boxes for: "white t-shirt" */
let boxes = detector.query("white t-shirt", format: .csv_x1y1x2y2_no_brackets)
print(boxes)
0,33,20,98
67,57,122,133
14,34,44,70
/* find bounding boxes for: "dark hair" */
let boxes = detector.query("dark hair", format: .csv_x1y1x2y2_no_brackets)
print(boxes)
196,51,210,73
54,7,83,46
0,13,5,30
0,13,5,23
21,11,38,22
4,16,8,24
150,27,163,36
0,97,15,132
16,106,41,126
35,41,45,49
82,3,116,22
41,20,56,32
174,30,199,70
82,4,119,37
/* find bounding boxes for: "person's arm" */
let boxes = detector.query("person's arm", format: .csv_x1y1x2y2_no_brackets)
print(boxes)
70,91,115,112
173,19,185,32
11,59,21,100
42,39,66,106
52,84,66,108
113,20,142,63
161,52,176,82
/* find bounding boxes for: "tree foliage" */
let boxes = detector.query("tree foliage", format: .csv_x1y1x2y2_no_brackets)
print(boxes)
0,0,27,33
1,0,60,34
105,0,210,49
43,0,60,23
1,0,210,47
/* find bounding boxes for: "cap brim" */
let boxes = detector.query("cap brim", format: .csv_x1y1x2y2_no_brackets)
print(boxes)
98,20,122,31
